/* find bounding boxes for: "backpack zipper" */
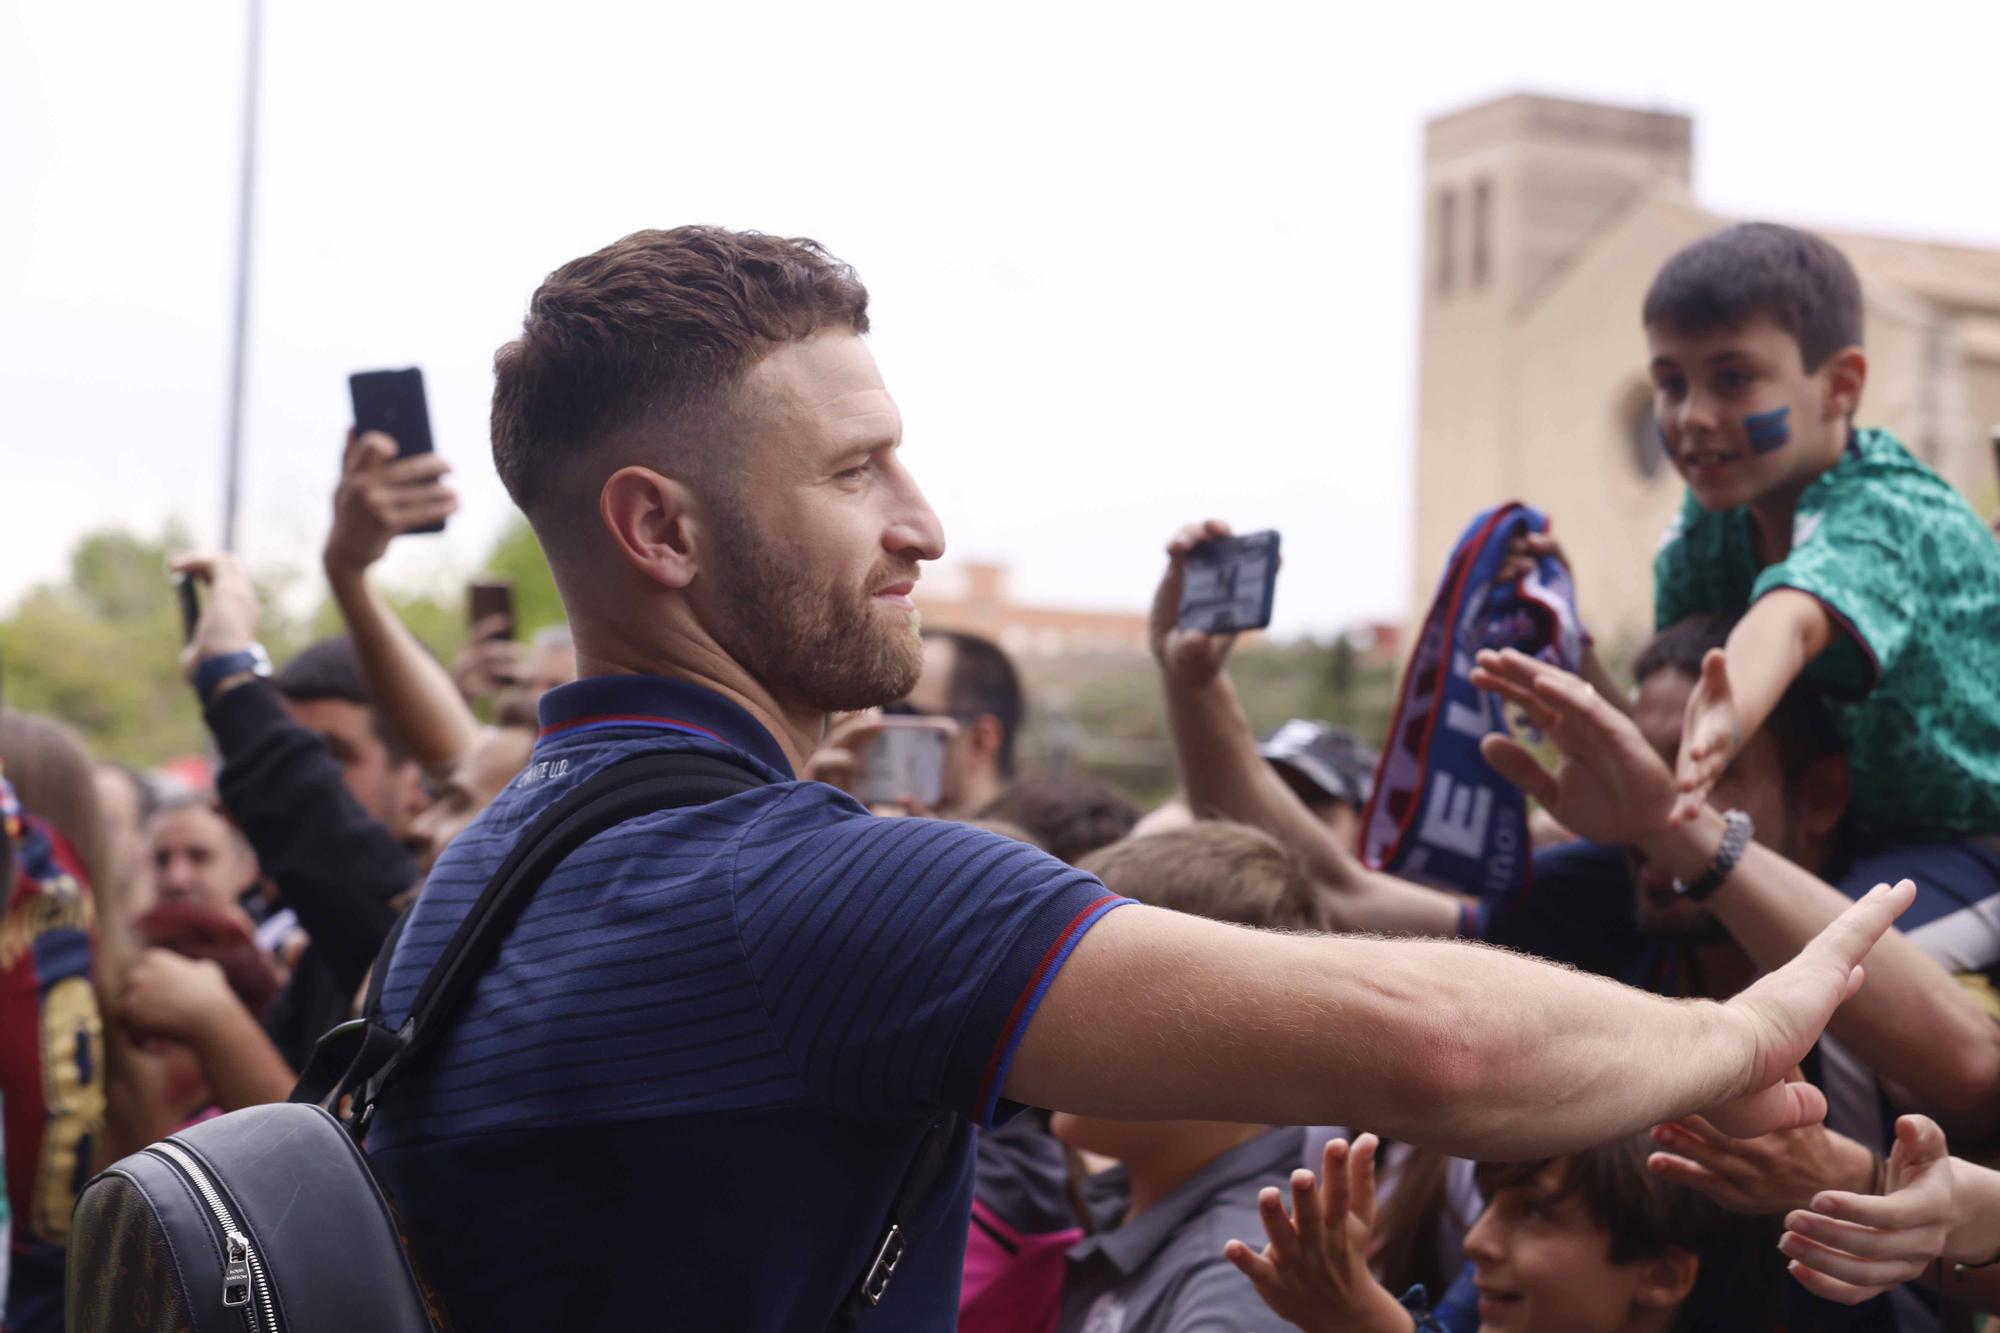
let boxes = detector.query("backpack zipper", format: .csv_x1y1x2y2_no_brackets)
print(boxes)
147,1140,280,1333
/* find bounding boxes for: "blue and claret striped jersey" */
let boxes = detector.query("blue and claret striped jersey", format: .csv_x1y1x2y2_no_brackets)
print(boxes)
370,674,1128,1332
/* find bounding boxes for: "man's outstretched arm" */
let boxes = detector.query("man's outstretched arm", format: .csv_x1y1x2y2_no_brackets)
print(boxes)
1003,881,1909,1161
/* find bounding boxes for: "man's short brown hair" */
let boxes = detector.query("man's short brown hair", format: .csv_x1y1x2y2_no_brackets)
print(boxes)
490,226,871,518
1078,822,1321,932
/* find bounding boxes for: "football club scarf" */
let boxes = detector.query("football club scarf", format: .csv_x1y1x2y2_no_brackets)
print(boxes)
1359,502,1585,902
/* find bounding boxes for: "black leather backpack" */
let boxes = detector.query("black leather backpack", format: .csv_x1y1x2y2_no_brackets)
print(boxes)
67,751,955,1332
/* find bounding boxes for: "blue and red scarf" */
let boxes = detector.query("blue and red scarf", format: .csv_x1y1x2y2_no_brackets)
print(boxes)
1359,503,1585,902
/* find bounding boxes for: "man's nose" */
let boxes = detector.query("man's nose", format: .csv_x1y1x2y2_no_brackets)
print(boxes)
885,488,946,563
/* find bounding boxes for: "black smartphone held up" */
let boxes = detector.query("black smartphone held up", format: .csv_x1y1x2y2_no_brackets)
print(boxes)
349,367,443,533
177,574,201,644
1177,530,1280,634
468,579,516,643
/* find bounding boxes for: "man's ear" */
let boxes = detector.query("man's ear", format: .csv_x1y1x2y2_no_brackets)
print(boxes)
1820,346,1867,425
599,466,705,591
1632,1248,1699,1311
1797,754,1852,840
964,714,1005,768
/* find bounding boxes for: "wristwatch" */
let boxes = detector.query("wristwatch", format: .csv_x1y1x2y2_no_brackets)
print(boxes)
194,643,273,706
1673,808,1753,901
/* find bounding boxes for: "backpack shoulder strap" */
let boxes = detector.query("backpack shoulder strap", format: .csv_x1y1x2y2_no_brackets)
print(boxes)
836,1113,960,1328
292,749,766,1114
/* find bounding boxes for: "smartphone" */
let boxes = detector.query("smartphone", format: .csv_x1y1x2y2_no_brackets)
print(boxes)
468,579,516,642
854,718,953,809
178,574,201,644
349,367,443,533
1178,530,1280,634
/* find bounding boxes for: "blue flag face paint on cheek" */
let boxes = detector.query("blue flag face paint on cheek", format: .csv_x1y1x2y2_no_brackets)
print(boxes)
1744,406,1791,455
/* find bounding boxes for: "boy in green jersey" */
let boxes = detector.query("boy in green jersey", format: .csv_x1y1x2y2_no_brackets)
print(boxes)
1643,222,2000,849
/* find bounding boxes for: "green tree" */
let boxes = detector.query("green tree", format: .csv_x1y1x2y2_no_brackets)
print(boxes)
2,523,303,765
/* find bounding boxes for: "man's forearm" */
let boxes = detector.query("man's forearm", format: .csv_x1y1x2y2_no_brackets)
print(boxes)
1322,935,1757,1157
190,1003,298,1110
1013,907,1758,1160
1678,819,2000,1117
325,563,481,773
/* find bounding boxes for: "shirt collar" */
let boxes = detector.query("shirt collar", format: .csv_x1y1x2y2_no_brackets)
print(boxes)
535,674,796,779
1070,1128,1303,1276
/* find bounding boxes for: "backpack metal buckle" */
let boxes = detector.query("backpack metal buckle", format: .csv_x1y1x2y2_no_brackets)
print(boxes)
860,1224,907,1306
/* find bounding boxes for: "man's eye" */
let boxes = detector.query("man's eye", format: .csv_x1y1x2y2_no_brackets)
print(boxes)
1655,377,1686,400
835,463,870,482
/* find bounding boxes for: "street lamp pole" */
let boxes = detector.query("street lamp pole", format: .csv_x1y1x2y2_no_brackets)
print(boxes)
220,0,262,552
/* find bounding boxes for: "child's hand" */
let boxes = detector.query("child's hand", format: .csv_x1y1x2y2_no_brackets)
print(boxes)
1780,1115,1958,1304
1224,1134,1415,1333
1495,529,1568,586
1671,648,1741,824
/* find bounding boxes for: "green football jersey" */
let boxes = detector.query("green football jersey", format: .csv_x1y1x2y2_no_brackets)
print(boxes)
1655,428,2000,843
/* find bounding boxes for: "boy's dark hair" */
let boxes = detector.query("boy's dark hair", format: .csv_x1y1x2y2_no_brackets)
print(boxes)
1476,1137,1779,1331
923,629,1024,779
1643,222,1863,370
273,637,408,763
490,226,871,522
1078,821,1320,933
1634,614,1842,786
978,774,1140,867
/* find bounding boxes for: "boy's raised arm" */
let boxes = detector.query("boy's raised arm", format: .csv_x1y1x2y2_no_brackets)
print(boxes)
1149,521,1462,938
1671,589,1834,824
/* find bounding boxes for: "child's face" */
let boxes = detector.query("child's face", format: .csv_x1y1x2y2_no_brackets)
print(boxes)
1463,1162,1679,1333
1645,314,1854,513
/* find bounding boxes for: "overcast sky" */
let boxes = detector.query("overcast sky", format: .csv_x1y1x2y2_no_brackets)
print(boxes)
5,0,1997,636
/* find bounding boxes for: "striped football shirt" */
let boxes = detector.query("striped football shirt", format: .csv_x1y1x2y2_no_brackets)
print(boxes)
369,673,1127,1332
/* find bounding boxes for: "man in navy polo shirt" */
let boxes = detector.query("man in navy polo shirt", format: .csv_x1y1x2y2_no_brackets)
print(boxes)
369,226,1913,1332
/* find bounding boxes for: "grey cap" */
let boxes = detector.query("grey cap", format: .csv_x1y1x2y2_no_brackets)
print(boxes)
1259,719,1377,810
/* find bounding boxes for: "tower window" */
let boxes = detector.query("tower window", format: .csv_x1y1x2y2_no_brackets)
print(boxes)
1472,178,1492,288
1437,187,1457,296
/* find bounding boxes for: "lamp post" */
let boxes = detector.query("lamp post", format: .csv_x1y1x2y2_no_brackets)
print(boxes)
220,0,262,552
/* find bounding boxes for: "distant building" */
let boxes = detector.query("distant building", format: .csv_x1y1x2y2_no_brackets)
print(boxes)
916,560,1151,657
1413,92,2000,651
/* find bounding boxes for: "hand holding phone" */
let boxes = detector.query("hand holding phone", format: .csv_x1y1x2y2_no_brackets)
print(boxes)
348,368,444,534
853,717,955,810
468,580,516,643
1177,530,1280,634
177,575,202,644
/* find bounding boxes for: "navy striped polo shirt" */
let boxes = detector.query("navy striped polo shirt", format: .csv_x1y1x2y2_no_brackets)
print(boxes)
369,673,1127,1332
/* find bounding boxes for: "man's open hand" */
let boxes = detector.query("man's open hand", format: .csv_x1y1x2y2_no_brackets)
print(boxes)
1648,1100,1877,1216
1470,648,1676,846
324,429,459,577
1150,520,1240,690
1705,880,1914,1138
1671,648,1740,826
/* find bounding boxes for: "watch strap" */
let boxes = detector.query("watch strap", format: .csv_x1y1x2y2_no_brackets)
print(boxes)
194,644,272,706
1673,808,1753,902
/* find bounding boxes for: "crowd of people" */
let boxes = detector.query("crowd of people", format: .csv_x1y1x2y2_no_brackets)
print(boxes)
5,218,2000,1333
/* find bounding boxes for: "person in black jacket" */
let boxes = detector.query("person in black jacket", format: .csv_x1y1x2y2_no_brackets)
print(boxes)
173,552,424,1069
